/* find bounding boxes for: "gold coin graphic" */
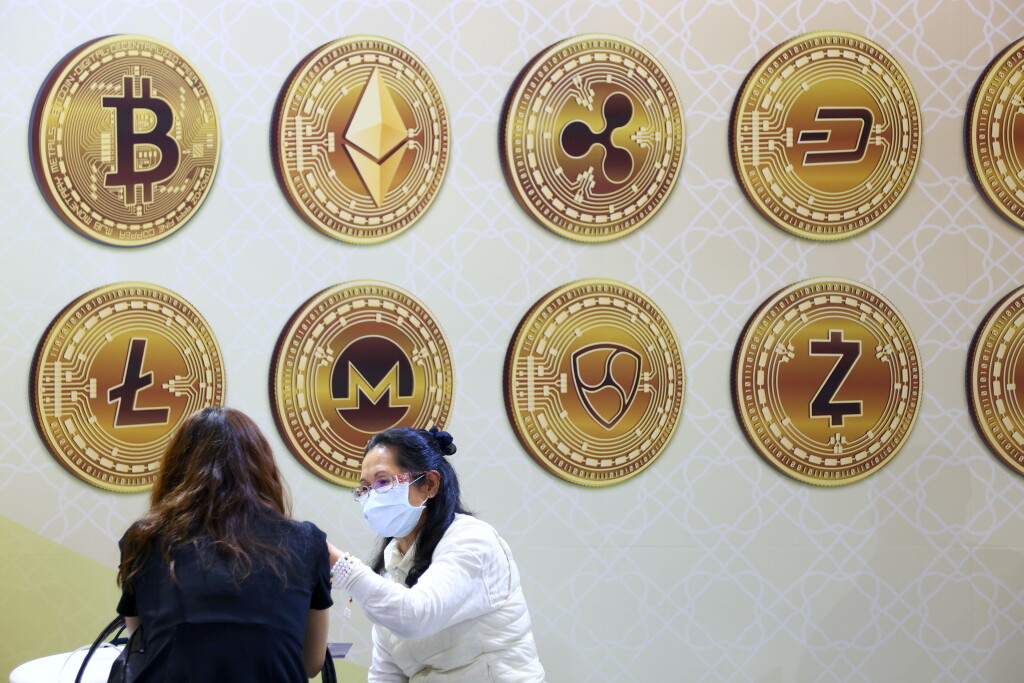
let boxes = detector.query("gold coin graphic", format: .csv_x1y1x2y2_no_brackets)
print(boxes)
733,278,921,485
731,31,921,240
968,285,1024,476
967,37,1024,230
504,279,684,486
272,37,449,244
31,283,226,492
31,35,219,246
271,281,454,486
500,35,684,242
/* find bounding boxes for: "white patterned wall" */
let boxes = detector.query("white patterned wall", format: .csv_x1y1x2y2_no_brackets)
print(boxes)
2,1,1023,680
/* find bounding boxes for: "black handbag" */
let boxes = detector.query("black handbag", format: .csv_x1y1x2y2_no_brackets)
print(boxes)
75,615,146,683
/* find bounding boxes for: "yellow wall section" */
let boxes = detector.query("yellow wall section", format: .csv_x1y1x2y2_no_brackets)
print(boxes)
0,514,367,682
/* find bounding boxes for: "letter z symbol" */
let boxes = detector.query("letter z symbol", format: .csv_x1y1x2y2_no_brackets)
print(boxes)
809,330,862,427
798,107,873,166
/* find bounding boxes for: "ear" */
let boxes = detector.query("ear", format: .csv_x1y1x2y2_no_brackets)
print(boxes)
425,470,441,499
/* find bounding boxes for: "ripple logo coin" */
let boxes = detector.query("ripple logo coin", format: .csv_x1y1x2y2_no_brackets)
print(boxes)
31,35,219,246
967,37,1024,230
968,286,1024,476
31,283,226,492
501,35,684,242
733,278,921,485
504,279,684,486
731,31,921,240
273,37,449,243
271,281,454,486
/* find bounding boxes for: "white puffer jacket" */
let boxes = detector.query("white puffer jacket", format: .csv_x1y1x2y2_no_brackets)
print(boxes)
340,514,546,682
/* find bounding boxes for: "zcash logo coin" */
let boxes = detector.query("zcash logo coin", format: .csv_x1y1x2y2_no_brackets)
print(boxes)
272,37,449,244
500,35,684,242
504,279,684,486
271,281,454,486
31,35,218,246
733,278,921,485
31,283,226,492
967,37,1024,230
968,286,1024,476
731,31,921,240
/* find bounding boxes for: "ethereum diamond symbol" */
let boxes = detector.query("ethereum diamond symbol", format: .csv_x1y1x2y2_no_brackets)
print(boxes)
344,69,410,206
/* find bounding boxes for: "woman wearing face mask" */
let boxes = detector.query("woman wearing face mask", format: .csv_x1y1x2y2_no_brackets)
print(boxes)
327,426,545,682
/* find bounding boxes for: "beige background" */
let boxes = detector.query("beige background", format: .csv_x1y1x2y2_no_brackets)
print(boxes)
2,0,1024,680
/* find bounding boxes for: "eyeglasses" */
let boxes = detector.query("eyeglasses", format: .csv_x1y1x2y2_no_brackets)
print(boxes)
352,471,428,502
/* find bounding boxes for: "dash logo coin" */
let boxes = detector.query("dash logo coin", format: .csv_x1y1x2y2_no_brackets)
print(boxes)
731,31,920,240
31,283,225,492
31,36,218,246
271,282,454,486
501,35,684,242
504,279,684,485
733,278,921,485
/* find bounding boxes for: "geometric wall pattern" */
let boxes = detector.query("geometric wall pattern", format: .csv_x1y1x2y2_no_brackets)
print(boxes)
2,1,1023,680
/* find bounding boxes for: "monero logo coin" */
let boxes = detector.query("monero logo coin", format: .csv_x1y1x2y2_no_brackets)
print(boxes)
272,37,449,243
968,285,1024,476
31,35,219,246
500,34,684,242
271,281,454,486
967,37,1024,231
504,279,684,486
731,31,920,240
733,278,921,485
31,283,226,492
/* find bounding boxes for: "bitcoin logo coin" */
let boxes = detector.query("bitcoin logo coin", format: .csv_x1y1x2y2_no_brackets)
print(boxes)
967,37,1024,230
271,281,454,486
501,35,684,242
273,37,449,243
731,31,921,240
31,283,226,492
31,35,219,246
968,286,1024,476
733,278,921,485
504,279,684,486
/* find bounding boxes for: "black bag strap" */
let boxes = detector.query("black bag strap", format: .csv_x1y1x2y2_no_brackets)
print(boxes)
75,615,126,683
321,645,337,683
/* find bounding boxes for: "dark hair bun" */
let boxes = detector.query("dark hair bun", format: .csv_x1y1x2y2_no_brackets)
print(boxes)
427,426,457,456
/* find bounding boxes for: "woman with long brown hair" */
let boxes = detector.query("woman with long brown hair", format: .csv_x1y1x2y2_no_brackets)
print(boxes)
116,407,332,681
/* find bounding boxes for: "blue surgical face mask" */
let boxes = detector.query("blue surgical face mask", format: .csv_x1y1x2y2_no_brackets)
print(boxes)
360,481,426,538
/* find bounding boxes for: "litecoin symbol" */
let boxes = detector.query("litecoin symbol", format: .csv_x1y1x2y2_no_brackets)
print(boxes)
103,75,179,206
271,282,454,487
108,338,170,428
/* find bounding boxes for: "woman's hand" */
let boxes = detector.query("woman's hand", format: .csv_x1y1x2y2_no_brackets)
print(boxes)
326,539,344,565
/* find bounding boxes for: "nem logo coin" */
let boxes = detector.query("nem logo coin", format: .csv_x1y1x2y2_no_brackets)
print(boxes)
731,31,920,240
273,37,449,244
504,279,684,485
31,35,219,246
31,283,225,492
501,35,684,242
732,278,921,485
271,281,454,486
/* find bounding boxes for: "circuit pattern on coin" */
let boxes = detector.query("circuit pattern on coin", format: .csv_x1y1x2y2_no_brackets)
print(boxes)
31,35,219,246
967,37,1024,231
968,285,1024,477
31,283,225,492
504,279,684,486
273,37,449,243
501,34,684,242
271,281,454,486
733,278,921,485
731,31,920,240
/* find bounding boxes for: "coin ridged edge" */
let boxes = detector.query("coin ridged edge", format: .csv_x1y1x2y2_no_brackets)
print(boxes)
503,277,685,487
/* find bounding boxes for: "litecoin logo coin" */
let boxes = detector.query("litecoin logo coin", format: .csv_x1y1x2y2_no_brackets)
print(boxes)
273,37,449,243
31,36,219,246
733,278,921,485
731,31,921,240
967,37,1024,230
271,281,454,486
968,286,1024,476
501,35,684,242
504,279,684,486
31,283,226,492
